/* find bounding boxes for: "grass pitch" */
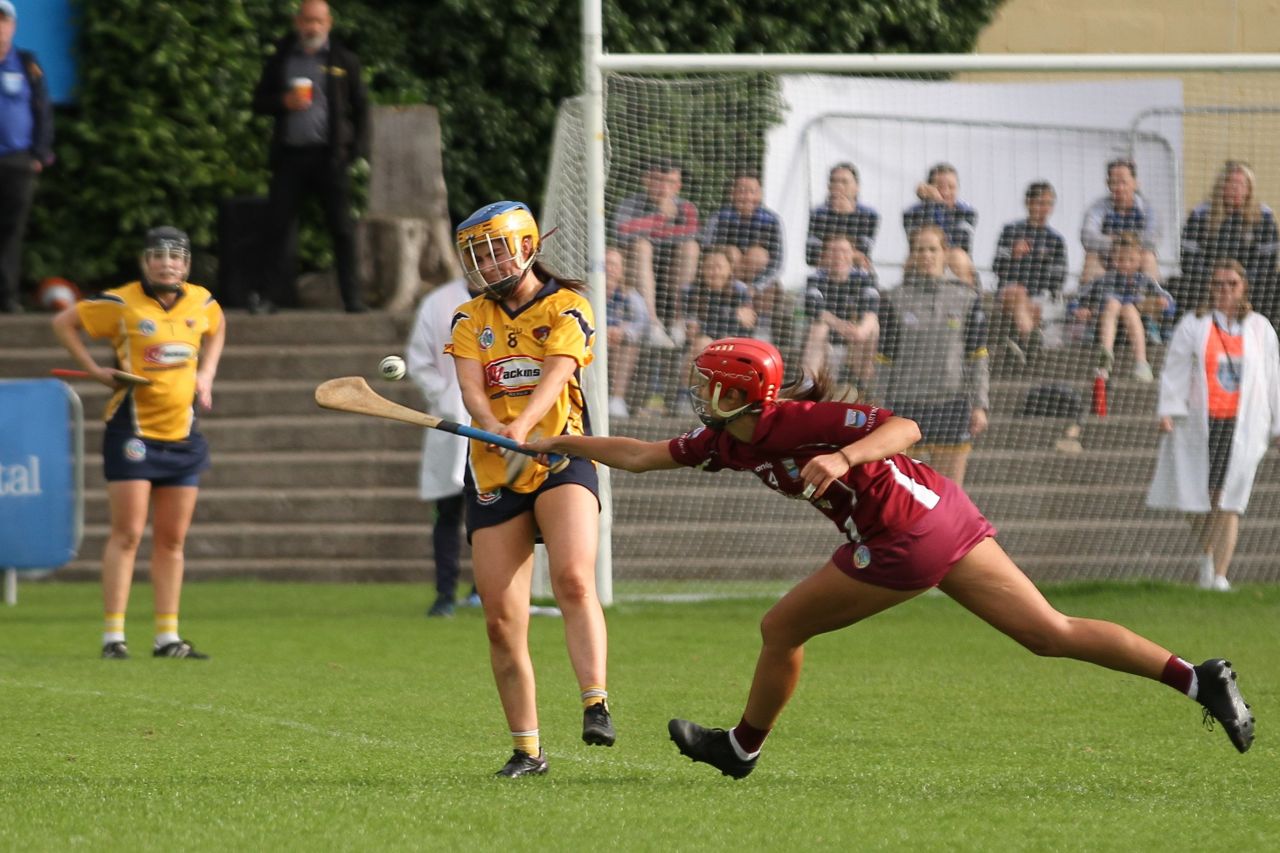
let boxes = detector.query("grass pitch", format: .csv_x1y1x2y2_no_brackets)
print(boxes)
2,581,1277,851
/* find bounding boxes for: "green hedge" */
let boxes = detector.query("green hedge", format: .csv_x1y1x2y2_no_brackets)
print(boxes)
25,0,999,289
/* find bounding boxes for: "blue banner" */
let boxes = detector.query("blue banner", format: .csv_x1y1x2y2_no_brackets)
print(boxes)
0,379,78,568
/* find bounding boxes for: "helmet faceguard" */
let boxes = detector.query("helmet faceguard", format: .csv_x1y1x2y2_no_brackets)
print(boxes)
455,201,541,301
140,226,191,294
688,337,784,428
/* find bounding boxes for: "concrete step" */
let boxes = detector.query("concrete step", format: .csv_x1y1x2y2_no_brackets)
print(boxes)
77,522,430,561
0,311,412,348
55,557,452,583
84,451,422,490
82,487,425,525
81,415,425,453
0,344,404,383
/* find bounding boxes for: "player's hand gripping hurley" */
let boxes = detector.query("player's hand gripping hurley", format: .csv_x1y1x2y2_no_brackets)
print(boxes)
314,376,569,471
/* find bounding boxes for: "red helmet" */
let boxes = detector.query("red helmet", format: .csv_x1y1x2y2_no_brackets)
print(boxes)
689,337,784,427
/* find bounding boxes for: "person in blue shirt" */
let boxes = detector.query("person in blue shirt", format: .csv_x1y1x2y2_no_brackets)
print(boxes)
702,173,785,343
903,163,978,287
0,0,54,314
1180,160,1279,324
806,162,880,271
993,181,1069,364
1080,158,1161,286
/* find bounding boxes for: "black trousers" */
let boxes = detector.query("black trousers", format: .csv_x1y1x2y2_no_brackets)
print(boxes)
432,493,466,599
259,146,360,309
0,157,37,307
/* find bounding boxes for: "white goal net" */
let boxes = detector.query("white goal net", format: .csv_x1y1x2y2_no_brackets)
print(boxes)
541,61,1280,597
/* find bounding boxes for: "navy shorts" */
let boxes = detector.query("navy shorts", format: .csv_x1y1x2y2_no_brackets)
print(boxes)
102,428,210,486
464,455,600,542
889,398,972,448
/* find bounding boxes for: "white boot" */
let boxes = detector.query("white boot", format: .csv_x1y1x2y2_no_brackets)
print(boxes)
1197,554,1215,589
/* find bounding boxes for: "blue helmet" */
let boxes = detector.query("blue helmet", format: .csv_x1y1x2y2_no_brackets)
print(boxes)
455,201,540,300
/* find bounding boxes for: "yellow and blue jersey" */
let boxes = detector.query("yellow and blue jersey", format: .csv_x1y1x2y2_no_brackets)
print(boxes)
76,281,224,442
446,279,595,494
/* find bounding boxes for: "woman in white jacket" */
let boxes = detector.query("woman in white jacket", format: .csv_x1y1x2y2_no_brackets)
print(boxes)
1146,260,1280,590
407,278,476,616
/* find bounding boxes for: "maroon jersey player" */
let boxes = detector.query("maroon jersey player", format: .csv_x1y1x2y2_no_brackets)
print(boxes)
527,337,1255,778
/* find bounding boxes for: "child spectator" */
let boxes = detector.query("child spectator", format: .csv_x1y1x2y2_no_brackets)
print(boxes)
668,248,755,413
1080,158,1161,286
903,163,978,287
603,246,648,419
1180,160,1280,324
805,162,879,270
1072,231,1175,383
703,173,786,341
612,158,701,347
993,181,1068,365
801,234,880,394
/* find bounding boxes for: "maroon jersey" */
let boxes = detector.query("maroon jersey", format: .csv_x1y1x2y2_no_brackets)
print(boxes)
667,399,950,544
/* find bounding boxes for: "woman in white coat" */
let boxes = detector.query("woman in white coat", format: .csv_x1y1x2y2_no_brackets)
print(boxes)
1146,260,1280,590
407,277,476,616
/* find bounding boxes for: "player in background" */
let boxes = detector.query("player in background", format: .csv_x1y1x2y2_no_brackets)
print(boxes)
446,201,612,778
51,227,225,660
527,337,1255,779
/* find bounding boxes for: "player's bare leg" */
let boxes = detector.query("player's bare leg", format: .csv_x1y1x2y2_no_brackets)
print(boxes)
100,481,150,658
941,537,1172,675
940,536,1254,751
746,562,922,728
149,486,196,615
149,485,205,658
472,514,538,733
536,483,613,745
671,561,920,778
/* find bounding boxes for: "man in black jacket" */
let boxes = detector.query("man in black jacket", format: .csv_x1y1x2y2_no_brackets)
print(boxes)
0,0,55,314
251,0,370,313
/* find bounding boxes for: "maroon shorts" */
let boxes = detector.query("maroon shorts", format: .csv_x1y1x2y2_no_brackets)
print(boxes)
831,480,996,591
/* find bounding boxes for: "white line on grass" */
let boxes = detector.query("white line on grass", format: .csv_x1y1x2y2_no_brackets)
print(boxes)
1,676,668,771
0,676,411,749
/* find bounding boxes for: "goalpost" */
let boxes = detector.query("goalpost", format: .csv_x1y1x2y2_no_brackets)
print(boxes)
545,0,1280,603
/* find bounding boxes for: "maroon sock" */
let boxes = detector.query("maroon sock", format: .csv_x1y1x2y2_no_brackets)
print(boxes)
731,717,771,754
1160,655,1194,695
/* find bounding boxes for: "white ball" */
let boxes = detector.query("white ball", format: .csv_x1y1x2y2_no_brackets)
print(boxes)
379,355,407,381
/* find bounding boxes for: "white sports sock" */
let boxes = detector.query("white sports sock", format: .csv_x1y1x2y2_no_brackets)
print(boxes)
154,631,181,649
102,631,125,645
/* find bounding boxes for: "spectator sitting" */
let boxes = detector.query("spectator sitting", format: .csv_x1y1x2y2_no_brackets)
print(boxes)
1072,231,1174,383
703,172,785,342
612,158,701,347
801,234,880,395
1081,157,1160,286
993,181,1068,365
876,224,989,486
1180,160,1280,324
603,246,648,420
669,248,756,412
805,162,879,271
903,163,978,287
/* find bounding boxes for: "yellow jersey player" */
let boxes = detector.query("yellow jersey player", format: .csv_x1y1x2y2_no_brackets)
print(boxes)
52,226,226,660
445,201,611,778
